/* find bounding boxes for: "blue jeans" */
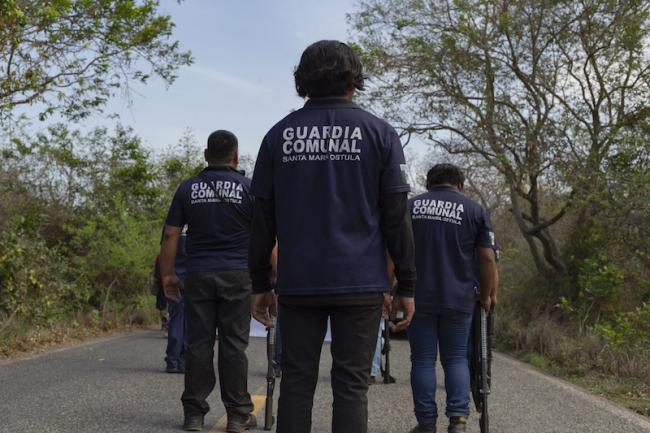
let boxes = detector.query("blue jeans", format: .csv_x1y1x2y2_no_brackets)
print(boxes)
408,309,472,425
370,320,384,377
165,297,186,369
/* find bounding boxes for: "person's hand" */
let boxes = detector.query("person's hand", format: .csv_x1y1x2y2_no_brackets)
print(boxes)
251,291,277,328
490,289,497,310
391,295,415,332
162,274,182,303
480,292,492,312
382,293,392,319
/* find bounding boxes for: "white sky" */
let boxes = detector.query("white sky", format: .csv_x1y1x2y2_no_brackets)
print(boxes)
99,0,362,156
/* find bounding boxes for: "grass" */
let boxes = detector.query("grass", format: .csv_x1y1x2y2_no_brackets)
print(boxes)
0,302,159,360
511,350,650,417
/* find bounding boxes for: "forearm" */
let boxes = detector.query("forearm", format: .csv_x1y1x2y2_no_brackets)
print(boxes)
160,225,181,277
379,192,417,297
479,254,497,299
249,198,277,293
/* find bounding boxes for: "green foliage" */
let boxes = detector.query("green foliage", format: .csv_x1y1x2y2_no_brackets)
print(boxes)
0,226,91,330
0,122,205,351
594,303,650,355
0,0,193,120
579,258,623,303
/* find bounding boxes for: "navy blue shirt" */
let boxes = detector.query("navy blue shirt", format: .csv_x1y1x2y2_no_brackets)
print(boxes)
174,227,188,279
166,166,253,272
251,97,410,296
409,186,495,314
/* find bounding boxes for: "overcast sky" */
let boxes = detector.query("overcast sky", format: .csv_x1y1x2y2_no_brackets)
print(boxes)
94,0,364,156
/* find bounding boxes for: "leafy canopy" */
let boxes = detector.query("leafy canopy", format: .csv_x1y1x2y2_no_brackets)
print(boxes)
0,0,193,120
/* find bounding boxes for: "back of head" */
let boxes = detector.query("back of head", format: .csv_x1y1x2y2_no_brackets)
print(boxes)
206,130,238,165
426,163,465,190
294,40,365,98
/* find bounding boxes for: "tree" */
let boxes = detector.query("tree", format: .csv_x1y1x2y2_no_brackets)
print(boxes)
350,0,650,288
0,0,192,120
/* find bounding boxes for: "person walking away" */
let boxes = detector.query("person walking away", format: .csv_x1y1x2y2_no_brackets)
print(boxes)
165,225,188,373
407,164,499,433
160,131,256,432
248,40,417,433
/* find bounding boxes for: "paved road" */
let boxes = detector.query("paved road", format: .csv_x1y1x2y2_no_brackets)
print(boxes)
1,328,649,433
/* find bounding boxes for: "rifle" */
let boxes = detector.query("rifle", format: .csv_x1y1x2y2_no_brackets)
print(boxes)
470,302,494,433
381,318,396,384
264,317,277,430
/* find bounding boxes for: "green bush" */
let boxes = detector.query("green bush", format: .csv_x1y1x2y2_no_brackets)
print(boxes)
593,303,650,380
0,226,91,329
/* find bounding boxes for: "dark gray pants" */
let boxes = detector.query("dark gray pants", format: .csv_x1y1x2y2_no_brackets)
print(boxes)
181,270,254,421
276,295,383,433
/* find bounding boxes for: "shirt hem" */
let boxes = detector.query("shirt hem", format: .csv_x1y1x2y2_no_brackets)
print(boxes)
276,285,388,296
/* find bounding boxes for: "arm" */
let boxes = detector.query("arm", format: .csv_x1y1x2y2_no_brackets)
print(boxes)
160,224,182,302
270,243,279,287
379,192,417,296
477,247,498,311
379,192,417,331
249,197,278,327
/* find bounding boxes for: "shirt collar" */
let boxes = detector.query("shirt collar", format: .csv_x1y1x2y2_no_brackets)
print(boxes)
304,97,360,110
203,165,245,176
429,185,459,192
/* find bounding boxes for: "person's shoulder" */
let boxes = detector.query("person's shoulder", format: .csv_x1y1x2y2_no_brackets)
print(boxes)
233,171,252,188
410,191,431,203
354,105,396,132
265,108,307,137
455,193,487,217
176,176,198,194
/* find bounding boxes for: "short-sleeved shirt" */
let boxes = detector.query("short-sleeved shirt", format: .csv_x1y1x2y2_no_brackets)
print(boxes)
409,186,495,314
166,166,253,272
251,97,410,296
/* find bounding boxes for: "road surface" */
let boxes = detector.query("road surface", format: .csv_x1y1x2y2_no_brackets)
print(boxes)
1,328,649,433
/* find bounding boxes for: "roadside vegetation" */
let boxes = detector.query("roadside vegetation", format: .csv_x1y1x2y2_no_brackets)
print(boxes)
351,0,650,416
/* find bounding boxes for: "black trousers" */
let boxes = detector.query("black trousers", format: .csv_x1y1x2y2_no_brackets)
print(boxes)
277,294,383,433
181,270,254,421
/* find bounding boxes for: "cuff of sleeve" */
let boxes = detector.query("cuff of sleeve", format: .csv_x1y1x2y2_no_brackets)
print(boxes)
252,280,273,294
381,185,411,194
395,280,415,297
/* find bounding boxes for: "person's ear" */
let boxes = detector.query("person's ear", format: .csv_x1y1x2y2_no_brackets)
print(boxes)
204,149,209,163
233,149,239,167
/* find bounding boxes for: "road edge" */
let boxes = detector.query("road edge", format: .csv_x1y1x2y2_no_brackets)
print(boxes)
0,327,157,366
495,352,650,429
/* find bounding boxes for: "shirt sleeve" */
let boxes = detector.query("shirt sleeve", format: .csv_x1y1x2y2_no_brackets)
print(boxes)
165,184,187,228
379,192,417,297
475,206,496,249
240,178,255,222
250,136,273,200
380,127,411,194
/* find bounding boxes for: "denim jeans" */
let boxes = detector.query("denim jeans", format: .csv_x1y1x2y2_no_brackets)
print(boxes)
165,296,186,369
408,309,473,425
370,320,384,377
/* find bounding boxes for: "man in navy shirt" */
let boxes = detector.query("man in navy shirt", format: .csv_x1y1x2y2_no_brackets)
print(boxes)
248,40,417,433
407,164,498,433
161,131,256,432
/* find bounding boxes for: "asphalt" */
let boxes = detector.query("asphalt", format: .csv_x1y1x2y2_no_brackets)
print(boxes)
1,328,649,433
